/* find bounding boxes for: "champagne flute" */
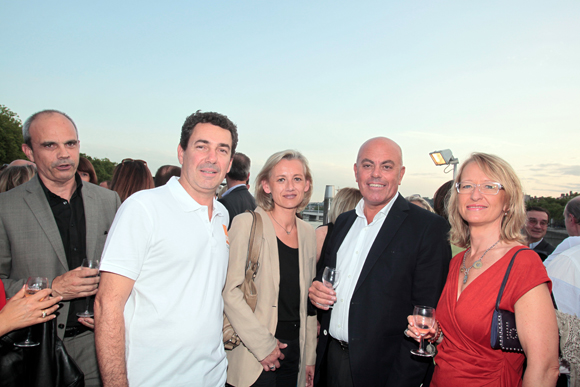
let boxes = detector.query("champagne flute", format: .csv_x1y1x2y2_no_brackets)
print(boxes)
76,258,100,318
14,276,49,347
322,267,340,309
410,305,436,357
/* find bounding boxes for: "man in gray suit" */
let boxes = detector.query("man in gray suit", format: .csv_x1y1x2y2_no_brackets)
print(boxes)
0,109,120,386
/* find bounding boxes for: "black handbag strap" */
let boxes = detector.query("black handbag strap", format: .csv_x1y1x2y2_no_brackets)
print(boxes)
494,248,531,311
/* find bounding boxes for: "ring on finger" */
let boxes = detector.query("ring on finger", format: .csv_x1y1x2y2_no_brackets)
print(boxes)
269,365,276,371
404,329,410,337
41,310,47,318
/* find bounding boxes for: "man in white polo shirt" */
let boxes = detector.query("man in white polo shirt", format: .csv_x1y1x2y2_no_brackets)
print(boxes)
94,111,238,387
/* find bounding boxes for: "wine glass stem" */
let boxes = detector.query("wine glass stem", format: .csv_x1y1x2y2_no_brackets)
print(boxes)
84,296,90,313
418,335,424,353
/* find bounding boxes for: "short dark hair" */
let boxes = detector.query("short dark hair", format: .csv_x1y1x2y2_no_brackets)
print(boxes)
154,165,181,187
23,110,78,148
526,206,551,222
227,152,251,181
180,110,238,156
433,180,453,220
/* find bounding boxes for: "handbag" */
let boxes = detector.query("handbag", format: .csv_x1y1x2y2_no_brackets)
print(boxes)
223,210,263,350
0,318,85,387
490,248,530,352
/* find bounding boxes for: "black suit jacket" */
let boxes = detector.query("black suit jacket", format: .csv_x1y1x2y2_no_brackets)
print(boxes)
218,185,256,228
533,239,556,262
315,195,451,387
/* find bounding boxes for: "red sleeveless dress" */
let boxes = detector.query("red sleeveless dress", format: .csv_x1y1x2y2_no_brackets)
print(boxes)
431,247,550,387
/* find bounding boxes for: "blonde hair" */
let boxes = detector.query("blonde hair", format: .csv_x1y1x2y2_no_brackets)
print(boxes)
447,153,526,248
254,150,313,212
405,194,435,213
329,188,362,223
0,165,36,193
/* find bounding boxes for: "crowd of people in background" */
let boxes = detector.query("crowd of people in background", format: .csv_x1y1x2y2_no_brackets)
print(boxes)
0,108,579,387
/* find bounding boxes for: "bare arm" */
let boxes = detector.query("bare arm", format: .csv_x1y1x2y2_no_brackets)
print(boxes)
94,272,135,387
0,286,61,336
315,226,328,263
516,283,560,387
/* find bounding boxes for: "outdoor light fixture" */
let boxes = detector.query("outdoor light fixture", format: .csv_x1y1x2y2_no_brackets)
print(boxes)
429,149,459,179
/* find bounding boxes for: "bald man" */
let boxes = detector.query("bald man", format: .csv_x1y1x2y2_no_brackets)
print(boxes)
309,137,451,387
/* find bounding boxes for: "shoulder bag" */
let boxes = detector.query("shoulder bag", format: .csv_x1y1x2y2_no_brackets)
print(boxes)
223,210,263,350
490,248,530,352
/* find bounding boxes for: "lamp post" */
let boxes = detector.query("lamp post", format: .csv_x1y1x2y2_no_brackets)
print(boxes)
429,149,459,179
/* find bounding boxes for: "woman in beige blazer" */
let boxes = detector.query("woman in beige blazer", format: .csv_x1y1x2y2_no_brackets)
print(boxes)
224,150,317,387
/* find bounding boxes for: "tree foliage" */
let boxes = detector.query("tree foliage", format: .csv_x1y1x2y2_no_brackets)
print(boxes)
0,105,27,165
81,153,118,183
527,192,580,226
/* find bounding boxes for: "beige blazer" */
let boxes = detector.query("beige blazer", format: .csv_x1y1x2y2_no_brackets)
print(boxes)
0,176,120,339
223,206,317,387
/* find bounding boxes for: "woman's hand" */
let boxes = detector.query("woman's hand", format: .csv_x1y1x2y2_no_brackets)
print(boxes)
0,285,62,336
78,317,95,329
305,365,315,387
405,315,437,342
259,339,287,371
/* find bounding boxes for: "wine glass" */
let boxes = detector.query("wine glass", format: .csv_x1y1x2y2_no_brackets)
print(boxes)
322,267,340,309
76,258,100,318
14,276,49,347
410,305,436,357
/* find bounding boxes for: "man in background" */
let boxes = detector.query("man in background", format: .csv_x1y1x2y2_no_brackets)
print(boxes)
525,206,555,261
219,152,256,228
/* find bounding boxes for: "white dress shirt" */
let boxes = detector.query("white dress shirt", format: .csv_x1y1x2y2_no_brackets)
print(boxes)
329,193,399,342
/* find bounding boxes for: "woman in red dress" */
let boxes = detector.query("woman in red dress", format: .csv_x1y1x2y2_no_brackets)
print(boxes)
407,153,559,386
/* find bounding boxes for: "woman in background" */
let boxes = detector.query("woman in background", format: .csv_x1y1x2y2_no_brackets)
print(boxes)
78,157,98,185
0,165,36,193
405,194,435,213
110,158,154,202
223,150,317,387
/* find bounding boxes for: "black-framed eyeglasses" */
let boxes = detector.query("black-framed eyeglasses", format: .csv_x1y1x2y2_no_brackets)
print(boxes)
121,158,147,166
455,181,504,195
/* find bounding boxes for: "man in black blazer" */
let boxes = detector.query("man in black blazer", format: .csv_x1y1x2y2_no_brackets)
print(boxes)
219,152,256,228
309,137,451,387
525,206,555,261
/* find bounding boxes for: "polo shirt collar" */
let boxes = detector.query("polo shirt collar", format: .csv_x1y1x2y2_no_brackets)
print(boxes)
167,177,226,218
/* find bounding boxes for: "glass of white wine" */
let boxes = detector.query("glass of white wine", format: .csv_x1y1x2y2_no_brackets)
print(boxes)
77,258,100,318
14,276,49,348
410,305,436,357
322,267,340,309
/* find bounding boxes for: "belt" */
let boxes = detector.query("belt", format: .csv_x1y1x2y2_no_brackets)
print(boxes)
64,325,90,338
331,336,349,350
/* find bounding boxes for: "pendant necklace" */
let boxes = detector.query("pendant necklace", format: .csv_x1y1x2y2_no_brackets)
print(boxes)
460,239,500,284
270,214,294,235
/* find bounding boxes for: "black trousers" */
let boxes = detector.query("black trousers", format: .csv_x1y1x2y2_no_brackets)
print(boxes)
326,338,354,387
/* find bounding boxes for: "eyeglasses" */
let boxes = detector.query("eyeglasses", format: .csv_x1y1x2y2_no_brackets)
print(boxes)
455,181,504,195
528,219,548,227
121,158,147,166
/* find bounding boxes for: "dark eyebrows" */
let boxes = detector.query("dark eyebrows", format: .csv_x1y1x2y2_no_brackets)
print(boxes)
194,139,231,151
40,141,56,147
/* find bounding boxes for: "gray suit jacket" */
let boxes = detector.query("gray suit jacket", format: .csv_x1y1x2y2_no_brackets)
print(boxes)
0,176,120,339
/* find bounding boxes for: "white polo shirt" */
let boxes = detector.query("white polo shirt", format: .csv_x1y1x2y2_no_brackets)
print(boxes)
329,194,398,342
100,177,230,387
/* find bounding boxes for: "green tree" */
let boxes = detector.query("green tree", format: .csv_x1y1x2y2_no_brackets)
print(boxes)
81,153,118,183
0,105,27,164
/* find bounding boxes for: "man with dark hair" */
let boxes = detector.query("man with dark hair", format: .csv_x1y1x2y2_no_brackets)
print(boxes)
218,152,256,228
0,109,121,386
525,206,555,261
309,137,451,387
154,165,181,187
96,110,237,387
